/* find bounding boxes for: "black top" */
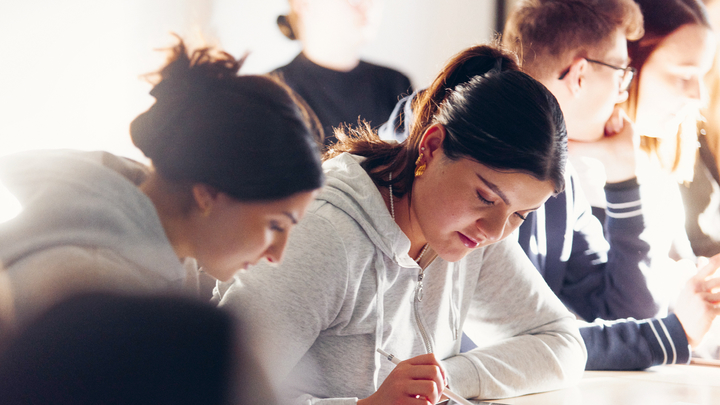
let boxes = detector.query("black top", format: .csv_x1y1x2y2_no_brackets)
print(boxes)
274,53,412,147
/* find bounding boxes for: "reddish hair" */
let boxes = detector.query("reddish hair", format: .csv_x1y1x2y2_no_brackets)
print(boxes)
503,0,644,80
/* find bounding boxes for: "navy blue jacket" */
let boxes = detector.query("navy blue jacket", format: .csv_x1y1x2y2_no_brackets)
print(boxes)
381,93,690,370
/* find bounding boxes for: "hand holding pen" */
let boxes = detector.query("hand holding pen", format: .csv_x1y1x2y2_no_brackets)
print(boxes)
376,349,476,405
356,350,447,405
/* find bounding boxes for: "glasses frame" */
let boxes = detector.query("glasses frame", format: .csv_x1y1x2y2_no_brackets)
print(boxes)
558,58,637,92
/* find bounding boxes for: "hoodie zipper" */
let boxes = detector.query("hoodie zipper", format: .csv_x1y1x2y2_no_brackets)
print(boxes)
414,266,434,354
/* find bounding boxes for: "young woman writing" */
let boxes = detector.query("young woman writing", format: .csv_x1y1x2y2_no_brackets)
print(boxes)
215,44,586,404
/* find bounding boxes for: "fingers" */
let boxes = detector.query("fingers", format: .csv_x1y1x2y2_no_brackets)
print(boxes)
703,276,720,294
696,253,720,280
403,353,447,386
396,354,447,404
604,106,624,136
403,380,441,403
700,290,720,305
604,106,633,137
367,353,448,405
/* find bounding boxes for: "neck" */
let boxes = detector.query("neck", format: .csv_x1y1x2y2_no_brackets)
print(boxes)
301,39,361,71
140,174,194,261
383,185,427,259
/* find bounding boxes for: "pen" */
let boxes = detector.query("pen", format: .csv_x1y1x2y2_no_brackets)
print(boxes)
376,348,475,405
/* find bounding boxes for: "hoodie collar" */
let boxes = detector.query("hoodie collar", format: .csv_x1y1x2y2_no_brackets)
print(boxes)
320,153,421,268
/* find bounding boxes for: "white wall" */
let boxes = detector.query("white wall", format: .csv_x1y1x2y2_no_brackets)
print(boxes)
212,0,496,88
0,0,496,159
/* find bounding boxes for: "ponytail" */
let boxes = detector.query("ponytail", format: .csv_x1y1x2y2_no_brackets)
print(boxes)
411,46,519,149
328,43,566,199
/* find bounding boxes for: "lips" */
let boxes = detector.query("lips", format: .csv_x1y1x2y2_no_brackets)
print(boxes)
458,232,480,248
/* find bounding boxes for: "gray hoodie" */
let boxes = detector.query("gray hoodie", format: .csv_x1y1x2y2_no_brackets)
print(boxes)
0,150,189,325
214,153,586,404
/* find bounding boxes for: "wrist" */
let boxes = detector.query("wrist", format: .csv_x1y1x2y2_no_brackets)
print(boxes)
605,177,639,191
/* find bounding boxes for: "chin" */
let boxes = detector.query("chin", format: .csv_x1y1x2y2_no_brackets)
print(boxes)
435,247,471,263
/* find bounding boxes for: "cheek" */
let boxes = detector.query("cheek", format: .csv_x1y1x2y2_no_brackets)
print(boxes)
235,225,272,258
501,219,523,240
211,218,268,266
639,71,680,109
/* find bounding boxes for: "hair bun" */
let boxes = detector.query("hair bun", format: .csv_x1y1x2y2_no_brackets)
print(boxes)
130,37,324,201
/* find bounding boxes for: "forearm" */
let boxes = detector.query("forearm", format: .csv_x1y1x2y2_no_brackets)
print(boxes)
600,179,656,317
443,317,586,399
564,178,656,320
582,314,690,370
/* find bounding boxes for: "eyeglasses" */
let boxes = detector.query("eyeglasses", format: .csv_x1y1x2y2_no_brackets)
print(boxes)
558,58,637,92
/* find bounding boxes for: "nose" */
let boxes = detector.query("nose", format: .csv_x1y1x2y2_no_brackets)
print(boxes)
477,213,507,243
687,76,703,101
688,76,707,101
265,232,290,264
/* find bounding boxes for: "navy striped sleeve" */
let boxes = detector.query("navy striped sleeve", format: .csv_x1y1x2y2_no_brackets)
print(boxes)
582,314,690,370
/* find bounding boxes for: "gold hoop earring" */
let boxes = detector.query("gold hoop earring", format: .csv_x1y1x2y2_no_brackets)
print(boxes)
415,150,426,177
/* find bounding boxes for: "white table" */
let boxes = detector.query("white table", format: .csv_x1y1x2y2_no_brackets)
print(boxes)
494,364,720,405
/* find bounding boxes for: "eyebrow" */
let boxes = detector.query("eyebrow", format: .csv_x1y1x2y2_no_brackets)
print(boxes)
476,173,545,212
476,173,510,206
284,212,298,224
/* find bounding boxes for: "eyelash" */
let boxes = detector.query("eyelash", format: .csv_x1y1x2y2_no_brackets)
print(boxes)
477,192,527,221
270,221,285,233
477,191,494,206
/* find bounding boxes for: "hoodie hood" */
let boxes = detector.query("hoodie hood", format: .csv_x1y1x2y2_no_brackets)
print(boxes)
0,150,185,285
319,152,422,269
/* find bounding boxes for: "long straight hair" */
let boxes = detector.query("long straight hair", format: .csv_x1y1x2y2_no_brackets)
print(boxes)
625,0,711,176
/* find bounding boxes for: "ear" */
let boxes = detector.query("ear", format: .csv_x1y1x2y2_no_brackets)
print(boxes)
559,58,589,97
191,184,220,216
419,124,446,164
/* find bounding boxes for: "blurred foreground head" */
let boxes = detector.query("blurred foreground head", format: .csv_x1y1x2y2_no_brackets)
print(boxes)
0,292,275,405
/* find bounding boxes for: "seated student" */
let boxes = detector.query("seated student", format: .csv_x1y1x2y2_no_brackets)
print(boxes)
0,38,324,330
503,0,720,369
682,0,720,360
609,0,715,268
214,44,586,404
383,0,720,370
0,292,273,405
382,0,653,322
274,0,412,147
683,0,720,260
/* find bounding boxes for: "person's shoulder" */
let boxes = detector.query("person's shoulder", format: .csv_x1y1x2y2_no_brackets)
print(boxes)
358,60,411,85
270,52,313,74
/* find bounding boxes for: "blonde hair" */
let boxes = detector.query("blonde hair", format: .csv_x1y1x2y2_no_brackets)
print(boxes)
624,0,711,181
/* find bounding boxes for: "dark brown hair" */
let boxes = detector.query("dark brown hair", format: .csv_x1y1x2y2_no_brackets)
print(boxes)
130,37,324,202
327,44,567,199
0,293,275,405
503,0,644,80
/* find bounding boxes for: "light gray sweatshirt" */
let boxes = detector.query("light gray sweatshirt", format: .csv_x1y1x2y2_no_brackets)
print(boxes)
214,153,586,404
0,150,190,326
